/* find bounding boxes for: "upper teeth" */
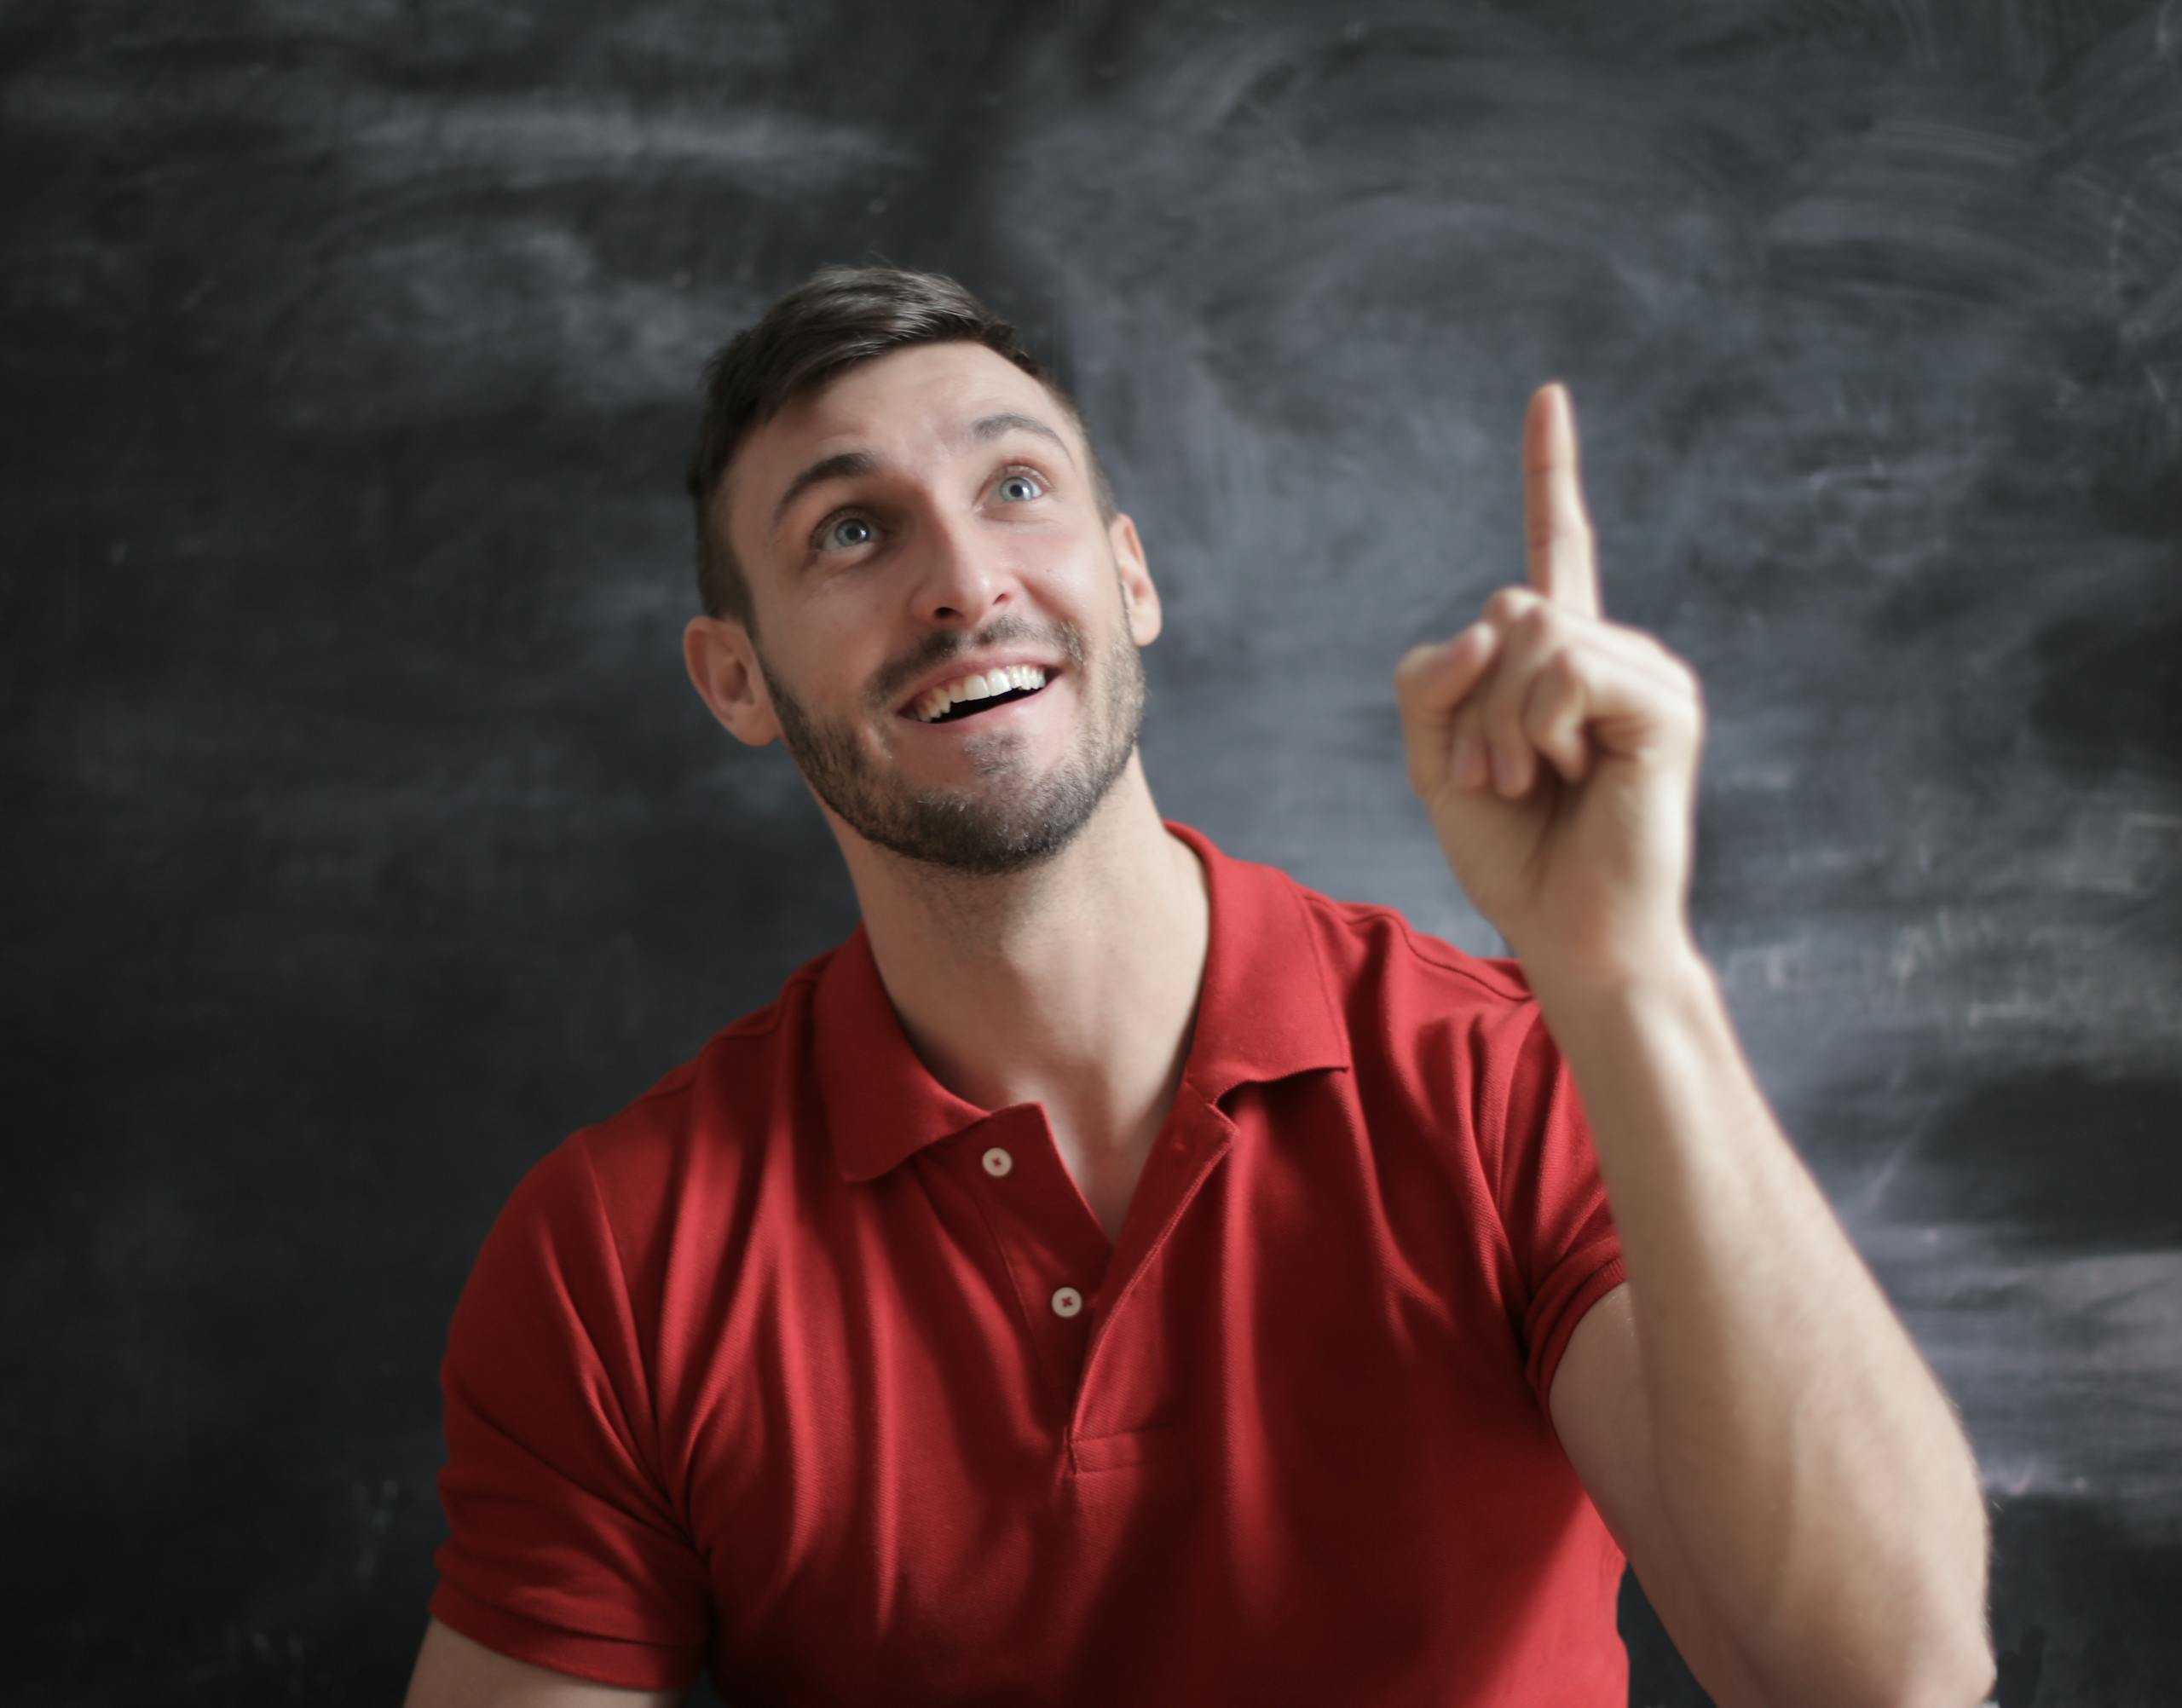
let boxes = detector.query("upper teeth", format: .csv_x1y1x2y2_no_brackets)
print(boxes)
912,665,1048,723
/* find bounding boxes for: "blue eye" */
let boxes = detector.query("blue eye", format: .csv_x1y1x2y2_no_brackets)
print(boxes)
997,471,1044,502
819,514,875,552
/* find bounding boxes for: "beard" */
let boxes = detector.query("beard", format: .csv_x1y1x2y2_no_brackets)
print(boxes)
754,580,1148,878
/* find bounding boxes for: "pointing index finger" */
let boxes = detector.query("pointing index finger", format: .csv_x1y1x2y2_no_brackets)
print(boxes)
1523,381,1602,620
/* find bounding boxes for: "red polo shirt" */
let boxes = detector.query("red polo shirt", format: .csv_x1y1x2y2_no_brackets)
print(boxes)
429,818,1631,1705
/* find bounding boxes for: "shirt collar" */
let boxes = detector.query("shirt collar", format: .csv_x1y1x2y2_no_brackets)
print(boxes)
816,818,1353,1183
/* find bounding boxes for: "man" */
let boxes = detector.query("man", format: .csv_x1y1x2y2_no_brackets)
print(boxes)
404,265,1996,1707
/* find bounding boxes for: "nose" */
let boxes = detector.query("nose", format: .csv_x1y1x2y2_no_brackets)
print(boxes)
907,503,1015,630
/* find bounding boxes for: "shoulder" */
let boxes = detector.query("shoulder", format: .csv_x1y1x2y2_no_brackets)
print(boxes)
582,941,834,1152
1263,867,1571,1162
525,940,846,1264
1280,866,1539,1024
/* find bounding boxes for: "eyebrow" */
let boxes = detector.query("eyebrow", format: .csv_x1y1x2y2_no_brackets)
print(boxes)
768,410,1077,540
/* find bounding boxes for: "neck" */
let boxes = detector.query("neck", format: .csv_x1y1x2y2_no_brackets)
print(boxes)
833,757,1211,1152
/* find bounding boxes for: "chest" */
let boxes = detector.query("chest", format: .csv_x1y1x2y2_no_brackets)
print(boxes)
1047,1121,1155,1245
670,1084,1594,1701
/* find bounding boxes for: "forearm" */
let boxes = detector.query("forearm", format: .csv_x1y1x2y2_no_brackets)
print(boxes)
1527,943,1994,1708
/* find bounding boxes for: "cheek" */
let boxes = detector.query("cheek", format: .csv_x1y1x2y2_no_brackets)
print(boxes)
781,594,884,687
1007,539,1086,597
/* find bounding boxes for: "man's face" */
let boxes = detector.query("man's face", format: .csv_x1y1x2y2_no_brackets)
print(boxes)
714,341,1157,877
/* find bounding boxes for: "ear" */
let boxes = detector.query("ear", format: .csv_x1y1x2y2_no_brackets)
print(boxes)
1109,512,1162,648
683,615,782,747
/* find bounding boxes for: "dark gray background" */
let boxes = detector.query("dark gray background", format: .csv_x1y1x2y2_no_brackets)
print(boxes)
7,1,2179,1703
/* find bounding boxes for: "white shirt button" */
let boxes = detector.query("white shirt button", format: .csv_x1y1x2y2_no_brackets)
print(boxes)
1050,1286,1083,1319
981,1146,1013,1177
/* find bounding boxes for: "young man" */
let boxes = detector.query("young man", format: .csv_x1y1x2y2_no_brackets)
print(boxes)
405,267,1995,1707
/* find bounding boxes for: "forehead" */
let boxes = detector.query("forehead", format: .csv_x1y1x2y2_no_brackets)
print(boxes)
776,341,1052,446
725,342,1067,555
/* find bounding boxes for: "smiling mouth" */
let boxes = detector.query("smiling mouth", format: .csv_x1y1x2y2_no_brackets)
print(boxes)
926,682,1045,724
903,671,1058,727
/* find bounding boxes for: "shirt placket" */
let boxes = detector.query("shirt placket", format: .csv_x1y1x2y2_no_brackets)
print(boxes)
1071,1092,1234,1461
951,1093,1238,1463
952,1105,1112,1423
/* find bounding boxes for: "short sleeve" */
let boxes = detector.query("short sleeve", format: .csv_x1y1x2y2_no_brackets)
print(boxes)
1486,1002,1628,1433
428,1132,711,1691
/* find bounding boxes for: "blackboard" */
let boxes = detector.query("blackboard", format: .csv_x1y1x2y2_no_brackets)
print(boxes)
7,2,2179,1702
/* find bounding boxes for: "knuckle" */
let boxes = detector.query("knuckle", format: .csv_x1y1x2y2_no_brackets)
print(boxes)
1527,516,1590,552
1483,586,1532,626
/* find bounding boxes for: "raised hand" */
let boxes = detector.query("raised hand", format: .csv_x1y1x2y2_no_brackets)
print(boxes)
1393,383,1706,986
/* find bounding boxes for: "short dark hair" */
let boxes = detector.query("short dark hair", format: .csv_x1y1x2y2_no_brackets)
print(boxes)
684,264,1118,636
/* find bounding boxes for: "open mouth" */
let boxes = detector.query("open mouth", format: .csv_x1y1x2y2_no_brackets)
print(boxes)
902,666,1059,727
924,680,1047,724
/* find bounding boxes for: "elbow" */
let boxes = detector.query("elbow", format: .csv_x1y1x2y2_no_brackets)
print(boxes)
1911,1511,1997,1706
1893,1474,1997,1707
1763,1596,1995,1708
1911,1639,1998,1708
1886,1616,1996,1708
